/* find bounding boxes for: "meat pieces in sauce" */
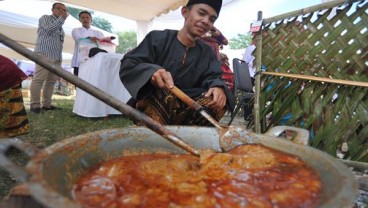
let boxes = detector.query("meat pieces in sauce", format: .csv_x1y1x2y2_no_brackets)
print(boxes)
72,144,322,208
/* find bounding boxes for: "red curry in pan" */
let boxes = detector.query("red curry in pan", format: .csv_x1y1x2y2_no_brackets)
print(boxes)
72,144,322,208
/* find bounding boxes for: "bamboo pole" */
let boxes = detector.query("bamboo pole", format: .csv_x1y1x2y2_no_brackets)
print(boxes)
263,0,361,25
262,71,368,87
254,11,263,133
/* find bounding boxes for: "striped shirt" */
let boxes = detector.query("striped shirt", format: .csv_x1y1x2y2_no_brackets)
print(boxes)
34,14,66,61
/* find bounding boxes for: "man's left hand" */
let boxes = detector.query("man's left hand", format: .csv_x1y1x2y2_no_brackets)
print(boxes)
89,37,99,42
205,87,226,109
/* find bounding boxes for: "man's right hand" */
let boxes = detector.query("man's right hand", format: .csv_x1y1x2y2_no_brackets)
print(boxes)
60,10,69,19
151,69,174,90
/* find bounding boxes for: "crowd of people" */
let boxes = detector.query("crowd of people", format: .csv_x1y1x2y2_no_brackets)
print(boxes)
2,0,258,136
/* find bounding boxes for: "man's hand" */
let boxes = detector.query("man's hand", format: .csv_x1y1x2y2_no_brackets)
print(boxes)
205,87,226,109
212,28,221,37
89,37,99,42
151,68,174,90
59,9,69,19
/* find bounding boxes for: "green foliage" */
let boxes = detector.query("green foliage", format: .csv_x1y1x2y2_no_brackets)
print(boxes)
116,31,137,54
66,6,112,33
92,17,113,33
66,7,91,19
257,0,368,162
260,76,368,161
228,33,252,49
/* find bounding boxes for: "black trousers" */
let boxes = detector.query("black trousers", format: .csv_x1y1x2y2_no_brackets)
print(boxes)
73,67,79,76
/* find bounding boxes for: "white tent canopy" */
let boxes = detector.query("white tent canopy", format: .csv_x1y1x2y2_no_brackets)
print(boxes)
58,0,188,21
56,0,190,42
0,0,238,63
58,0,234,42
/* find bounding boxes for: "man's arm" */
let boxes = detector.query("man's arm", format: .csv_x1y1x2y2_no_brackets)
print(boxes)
120,31,164,99
71,28,81,41
88,30,104,42
38,15,66,34
201,52,235,110
96,30,104,39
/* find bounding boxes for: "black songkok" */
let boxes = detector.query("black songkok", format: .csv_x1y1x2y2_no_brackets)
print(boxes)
186,0,222,16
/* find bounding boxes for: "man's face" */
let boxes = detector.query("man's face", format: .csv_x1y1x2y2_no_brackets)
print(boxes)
183,4,218,38
79,13,92,28
52,4,67,17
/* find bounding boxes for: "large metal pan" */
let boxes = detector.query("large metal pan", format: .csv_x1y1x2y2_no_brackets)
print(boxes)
0,126,357,208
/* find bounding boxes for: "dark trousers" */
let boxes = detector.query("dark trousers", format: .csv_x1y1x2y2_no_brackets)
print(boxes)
244,77,255,120
73,67,79,76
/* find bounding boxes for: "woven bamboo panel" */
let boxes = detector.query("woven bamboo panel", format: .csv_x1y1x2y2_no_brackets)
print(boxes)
259,0,368,161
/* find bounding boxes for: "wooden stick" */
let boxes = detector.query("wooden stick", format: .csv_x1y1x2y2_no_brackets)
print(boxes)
262,71,368,88
170,86,222,129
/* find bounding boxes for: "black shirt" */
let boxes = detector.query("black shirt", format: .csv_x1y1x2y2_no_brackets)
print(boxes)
120,29,234,110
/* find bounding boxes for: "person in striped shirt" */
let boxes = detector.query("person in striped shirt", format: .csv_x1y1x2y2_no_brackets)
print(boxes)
29,2,68,113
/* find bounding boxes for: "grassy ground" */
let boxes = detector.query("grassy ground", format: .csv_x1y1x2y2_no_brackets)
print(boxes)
0,96,133,200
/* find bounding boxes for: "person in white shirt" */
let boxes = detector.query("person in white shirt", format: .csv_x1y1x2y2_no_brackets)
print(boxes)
71,11,104,76
240,42,256,121
242,42,256,84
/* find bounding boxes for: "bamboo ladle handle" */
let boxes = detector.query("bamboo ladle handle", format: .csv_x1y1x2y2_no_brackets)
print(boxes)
170,86,223,129
169,86,256,152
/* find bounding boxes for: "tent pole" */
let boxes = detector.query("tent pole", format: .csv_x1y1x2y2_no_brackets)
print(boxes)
254,11,263,133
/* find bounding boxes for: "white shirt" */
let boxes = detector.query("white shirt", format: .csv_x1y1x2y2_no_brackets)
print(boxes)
242,44,256,78
71,27,104,67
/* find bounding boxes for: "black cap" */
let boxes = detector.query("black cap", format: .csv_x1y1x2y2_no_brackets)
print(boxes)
186,0,222,16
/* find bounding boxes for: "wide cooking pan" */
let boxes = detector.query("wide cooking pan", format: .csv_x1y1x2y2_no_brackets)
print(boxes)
0,126,357,208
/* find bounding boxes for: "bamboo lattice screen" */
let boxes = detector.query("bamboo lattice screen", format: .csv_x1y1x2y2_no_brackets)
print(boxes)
256,0,368,161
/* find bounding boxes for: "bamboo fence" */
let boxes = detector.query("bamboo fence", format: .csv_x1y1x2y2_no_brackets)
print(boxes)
253,0,368,161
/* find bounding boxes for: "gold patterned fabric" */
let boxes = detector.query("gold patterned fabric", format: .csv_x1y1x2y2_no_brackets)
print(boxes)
136,89,226,126
0,84,29,138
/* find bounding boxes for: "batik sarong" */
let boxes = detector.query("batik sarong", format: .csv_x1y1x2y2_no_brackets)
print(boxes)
0,84,29,138
135,89,226,126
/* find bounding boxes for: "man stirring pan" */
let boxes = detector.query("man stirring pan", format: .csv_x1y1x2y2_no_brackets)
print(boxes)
120,0,234,126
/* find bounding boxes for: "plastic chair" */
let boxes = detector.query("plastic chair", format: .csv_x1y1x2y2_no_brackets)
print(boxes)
227,58,255,125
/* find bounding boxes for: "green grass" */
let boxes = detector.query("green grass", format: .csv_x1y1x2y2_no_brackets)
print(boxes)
0,97,133,200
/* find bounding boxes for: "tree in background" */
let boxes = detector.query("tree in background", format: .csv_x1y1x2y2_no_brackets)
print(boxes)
228,33,252,49
67,7,86,19
67,7,113,32
116,31,137,54
92,18,113,33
